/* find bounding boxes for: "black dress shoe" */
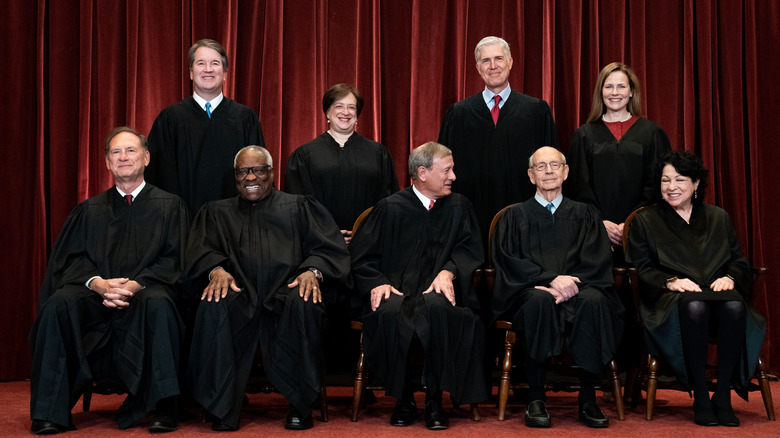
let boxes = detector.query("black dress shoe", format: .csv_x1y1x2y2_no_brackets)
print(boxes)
285,405,313,430
713,403,740,427
149,396,179,433
31,420,70,435
578,401,609,428
390,398,417,427
424,399,449,430
211,419,238,432
693,399,718,426
524,400,551,428
149,413,178,433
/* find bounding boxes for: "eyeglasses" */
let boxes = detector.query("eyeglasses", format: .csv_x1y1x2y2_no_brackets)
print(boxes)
530,161,564,172
235,165,272,178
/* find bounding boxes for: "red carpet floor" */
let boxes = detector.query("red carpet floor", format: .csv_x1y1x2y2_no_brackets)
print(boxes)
2,380,778,437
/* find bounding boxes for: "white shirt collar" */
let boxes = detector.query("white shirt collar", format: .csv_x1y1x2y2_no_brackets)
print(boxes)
193,92,224,112
534,193,563,213
412,184,435,209
116,180,146,201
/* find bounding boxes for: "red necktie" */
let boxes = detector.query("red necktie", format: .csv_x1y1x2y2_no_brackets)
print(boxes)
491,95,501,125
125,194,133,205
428,199,434,210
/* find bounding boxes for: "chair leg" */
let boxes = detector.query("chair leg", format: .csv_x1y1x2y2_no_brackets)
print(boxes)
497,331,515,421
645,354,659,421
756,356,776,421
470,403,480,421
319,386,329,422
351,334,365,422
607,359,625,420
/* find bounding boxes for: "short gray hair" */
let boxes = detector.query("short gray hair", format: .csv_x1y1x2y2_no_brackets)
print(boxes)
474,36,511,63
234,145,273,168
408,142,452,180
528,147,566,168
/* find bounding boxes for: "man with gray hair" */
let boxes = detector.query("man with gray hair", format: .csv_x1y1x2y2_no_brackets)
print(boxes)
147,38,265,215
492,146,623,428
183,146,351,431
438,36,558,250
350,142,486,430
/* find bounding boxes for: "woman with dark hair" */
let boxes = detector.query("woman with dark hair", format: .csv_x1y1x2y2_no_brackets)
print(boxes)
285,83,398,243
568,62,671,258
626,150,765,427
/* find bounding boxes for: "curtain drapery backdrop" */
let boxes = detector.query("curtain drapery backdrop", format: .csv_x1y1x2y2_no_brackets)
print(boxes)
3,0,778,380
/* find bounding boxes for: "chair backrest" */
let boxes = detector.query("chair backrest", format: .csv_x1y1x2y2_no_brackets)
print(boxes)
352,207,374,236
487,203,519,268
622,205,652,253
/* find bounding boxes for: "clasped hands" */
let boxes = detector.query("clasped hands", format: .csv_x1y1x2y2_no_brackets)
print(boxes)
370,270,455,311
202,267,321,303
666,276,734,293
90,277,144,309
536,275,581,304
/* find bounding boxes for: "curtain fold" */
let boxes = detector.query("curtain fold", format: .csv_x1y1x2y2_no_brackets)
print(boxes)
3,0,779,380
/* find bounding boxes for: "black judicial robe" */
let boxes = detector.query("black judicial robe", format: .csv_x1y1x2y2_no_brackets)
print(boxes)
492,198,623,375
30,184,189,428
284,131,399,230
183,190,351,428
349,188,487,404
146,96,265,214
567,118,671,223
625,202,765,397
438,91,558,240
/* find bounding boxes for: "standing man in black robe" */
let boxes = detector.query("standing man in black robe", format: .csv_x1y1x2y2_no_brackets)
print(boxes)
29,127,190,434
438,36,558,247
184,146,351,431
350,142,487,430
492,146,623,429
146,38,265,215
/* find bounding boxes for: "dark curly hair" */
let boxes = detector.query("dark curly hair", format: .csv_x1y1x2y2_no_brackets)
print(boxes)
651,150,709,204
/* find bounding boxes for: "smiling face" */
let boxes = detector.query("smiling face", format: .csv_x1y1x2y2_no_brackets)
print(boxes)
476,44,513,94
190,47,226,98
417,154,456,200
105,132,150,184
326,93,358,135
234,148,274,202
602,70,632,115
661,164,699,210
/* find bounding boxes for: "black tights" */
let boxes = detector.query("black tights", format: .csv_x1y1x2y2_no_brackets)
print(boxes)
678,300,746,404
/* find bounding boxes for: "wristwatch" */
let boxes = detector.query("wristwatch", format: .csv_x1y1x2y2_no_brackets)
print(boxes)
308,267,323,281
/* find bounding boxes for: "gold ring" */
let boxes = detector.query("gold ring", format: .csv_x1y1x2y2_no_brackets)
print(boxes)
313,287,318,290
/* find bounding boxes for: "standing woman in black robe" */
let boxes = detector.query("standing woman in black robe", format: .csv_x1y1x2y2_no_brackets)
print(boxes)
568,62,671,260
284,83,399,373
285,83,399,242
625,151,765,427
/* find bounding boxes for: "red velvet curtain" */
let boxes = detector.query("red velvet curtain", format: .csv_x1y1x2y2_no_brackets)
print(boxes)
3,0,779,379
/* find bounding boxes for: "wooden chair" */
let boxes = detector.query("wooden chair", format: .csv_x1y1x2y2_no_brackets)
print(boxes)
483,204,626,421
622,205,775,421
349,207,481,422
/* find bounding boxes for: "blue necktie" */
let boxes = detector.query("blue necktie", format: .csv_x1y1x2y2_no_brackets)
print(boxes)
205,102,212,118
546,202,554,214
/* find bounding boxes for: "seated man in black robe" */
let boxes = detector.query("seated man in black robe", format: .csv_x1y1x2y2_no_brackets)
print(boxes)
184,146,351,431
29,127,190,434
492,146,623,428
350,142,487,430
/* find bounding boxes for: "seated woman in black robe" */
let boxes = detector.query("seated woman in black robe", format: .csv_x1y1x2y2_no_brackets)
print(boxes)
625,150,765,427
